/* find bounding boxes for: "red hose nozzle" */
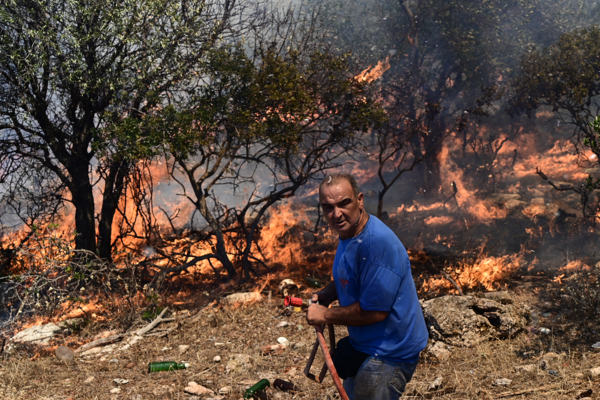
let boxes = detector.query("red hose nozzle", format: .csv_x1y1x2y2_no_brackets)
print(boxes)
284,296,310,307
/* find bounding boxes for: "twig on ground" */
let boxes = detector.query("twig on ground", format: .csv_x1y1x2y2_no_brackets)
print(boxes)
135,307,173,336
495,383,563,398
74,333,125,354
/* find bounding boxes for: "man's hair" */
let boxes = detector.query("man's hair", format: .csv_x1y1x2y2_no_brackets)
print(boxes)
319,173,360,199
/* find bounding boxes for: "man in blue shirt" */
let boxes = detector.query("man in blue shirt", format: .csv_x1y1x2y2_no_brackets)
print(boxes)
307,173,428,399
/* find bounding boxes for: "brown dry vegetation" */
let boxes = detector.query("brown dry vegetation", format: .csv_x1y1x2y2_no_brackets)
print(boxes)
1,277,600,400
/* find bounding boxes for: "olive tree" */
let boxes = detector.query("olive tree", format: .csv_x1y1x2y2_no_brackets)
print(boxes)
0,0,267,259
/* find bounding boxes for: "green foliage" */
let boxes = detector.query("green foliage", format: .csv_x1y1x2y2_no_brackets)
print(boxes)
142,306,164,321
0,0,262,255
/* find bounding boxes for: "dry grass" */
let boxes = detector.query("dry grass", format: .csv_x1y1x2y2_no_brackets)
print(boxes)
1,291,600,400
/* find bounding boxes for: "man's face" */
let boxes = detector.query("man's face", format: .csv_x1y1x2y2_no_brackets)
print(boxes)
319,179,364,239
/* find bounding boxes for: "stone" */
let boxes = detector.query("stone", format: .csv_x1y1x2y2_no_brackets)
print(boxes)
55,346,74,363
84,376,95,383
482,291,514,304
12,323,62,345
113,379,129,385
492,378,512,387
421,295,528,347
218,386,232,395
184,382,215,396
221,292,262,305
293,342,306,350
110,388,121,394
178,345,190,355
109,359,119,363
277,321,289,328
226,354,253,374
277,337,290,346
213,356,221,362
514,364,536,373
427,377,443,391
427,342,451,361
589,367,600,378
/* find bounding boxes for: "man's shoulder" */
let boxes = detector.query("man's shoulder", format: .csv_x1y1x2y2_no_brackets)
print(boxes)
366,216,404,247
358,216,408,270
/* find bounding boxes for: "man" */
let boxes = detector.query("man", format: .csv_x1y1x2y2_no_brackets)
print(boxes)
307,173,428,399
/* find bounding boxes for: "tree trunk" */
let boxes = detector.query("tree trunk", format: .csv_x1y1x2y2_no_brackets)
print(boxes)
196,193,237,278
70,181,97,253
97,160,129,261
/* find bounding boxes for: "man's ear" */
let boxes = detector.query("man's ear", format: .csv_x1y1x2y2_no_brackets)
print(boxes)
357,192,364,207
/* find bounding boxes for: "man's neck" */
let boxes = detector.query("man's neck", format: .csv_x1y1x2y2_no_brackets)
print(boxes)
340,211,369,240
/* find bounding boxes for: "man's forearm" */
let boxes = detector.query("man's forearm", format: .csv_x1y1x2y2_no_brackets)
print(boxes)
307,301,388,326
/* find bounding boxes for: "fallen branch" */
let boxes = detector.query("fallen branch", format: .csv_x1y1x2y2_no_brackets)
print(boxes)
135,307,174,336
496,383,562,398
429,260,463,295
74,333,125,354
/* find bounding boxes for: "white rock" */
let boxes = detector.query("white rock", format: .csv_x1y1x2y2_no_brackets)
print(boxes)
218,386,232,394
184,382,215,396
213,356,221,362
110,388,121,394
12,323,62,345
109,359,119,363
215,342,225,347
221,292,262,305
428,342,451,361
113,378,129,385
492,378,512,386
179,345,190,355
427,376,443,391
277,321,289,328
589,367,600,377
277,337,290,346
226,354,253,374
84,376,95,383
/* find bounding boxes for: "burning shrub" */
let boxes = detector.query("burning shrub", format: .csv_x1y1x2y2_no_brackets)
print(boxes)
1,227,137,324
418,245,525,297
561,262,600,321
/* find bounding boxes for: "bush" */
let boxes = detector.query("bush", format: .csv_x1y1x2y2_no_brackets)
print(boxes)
562,262,600,320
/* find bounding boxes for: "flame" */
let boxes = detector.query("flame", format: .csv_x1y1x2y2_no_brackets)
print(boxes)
354,56,391,83
419,253,524,294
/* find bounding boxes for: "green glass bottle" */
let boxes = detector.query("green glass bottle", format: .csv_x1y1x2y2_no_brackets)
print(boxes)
148,361,189,373
244,379,270,399
304,277,322,288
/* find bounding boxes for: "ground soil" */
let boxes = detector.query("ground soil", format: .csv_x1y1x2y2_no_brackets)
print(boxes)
2,276,600,400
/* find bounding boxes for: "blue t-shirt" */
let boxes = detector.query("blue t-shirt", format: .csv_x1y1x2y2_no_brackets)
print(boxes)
332,215,428,363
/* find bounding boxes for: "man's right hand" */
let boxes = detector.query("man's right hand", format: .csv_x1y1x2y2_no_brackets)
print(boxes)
313,282,338,308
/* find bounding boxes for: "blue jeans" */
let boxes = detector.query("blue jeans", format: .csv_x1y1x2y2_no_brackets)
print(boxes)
342,356,418,400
